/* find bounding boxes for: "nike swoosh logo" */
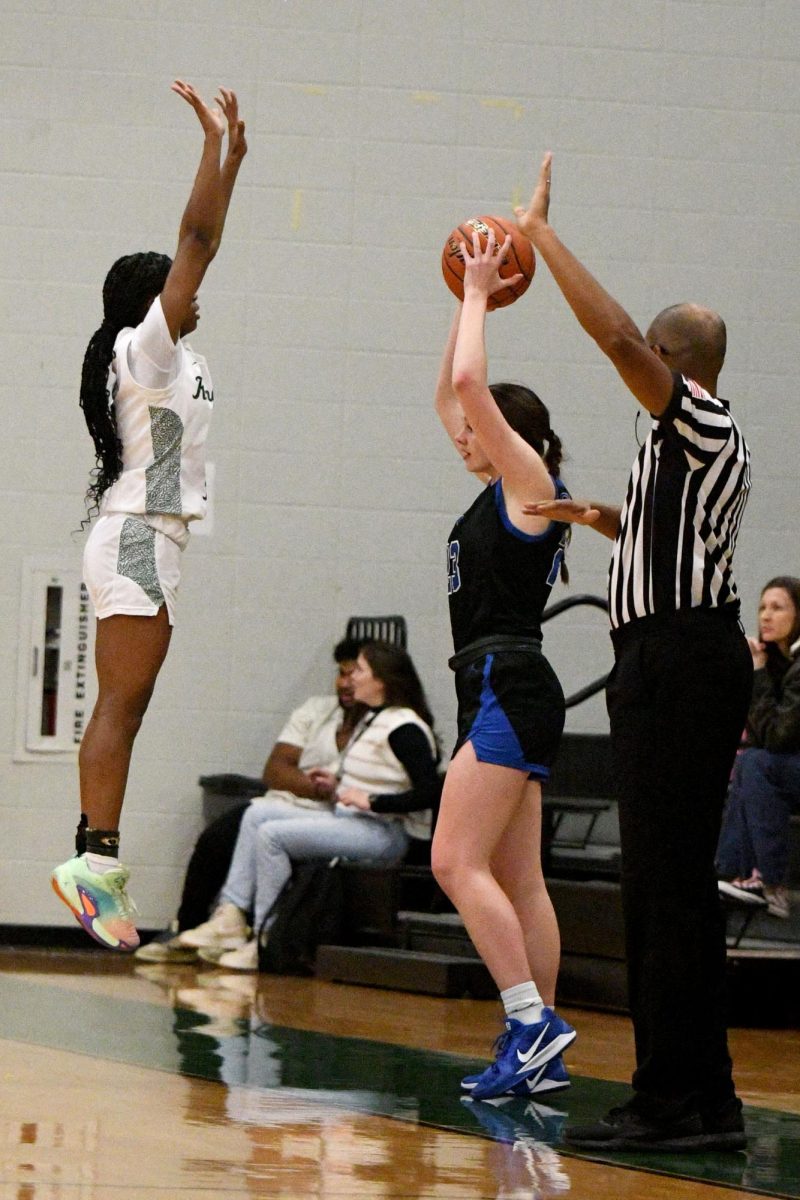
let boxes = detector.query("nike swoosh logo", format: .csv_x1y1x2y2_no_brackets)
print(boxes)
522,1065,547,1092
516,1023,550,1066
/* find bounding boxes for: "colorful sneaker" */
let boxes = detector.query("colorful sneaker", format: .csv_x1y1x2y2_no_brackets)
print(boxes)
462,1051,571,1097
177,902,249,950
51,854,139,951
468,1011,576,1101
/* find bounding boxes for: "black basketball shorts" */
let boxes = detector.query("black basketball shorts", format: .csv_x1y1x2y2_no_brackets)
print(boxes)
453,649,565,780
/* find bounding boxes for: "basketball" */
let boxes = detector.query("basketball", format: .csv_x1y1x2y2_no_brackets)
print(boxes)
441,215,535,310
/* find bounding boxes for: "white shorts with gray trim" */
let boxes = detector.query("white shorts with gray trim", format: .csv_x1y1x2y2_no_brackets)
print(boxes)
83,513,184,625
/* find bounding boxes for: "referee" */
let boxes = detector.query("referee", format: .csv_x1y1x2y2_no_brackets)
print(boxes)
516,154,753,1152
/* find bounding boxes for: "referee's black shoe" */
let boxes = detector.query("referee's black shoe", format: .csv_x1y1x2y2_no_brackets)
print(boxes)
564,1097,746,1152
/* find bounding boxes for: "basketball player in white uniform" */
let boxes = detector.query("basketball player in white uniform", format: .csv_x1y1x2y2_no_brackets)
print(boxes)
52,81,247,951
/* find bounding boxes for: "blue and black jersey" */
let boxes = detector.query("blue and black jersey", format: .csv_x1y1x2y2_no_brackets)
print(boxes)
447,476,570,655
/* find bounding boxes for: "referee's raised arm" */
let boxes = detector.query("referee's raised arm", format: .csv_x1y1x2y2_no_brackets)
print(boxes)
514,152,676,417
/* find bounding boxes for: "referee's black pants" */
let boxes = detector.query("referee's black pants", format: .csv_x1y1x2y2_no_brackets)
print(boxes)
607,606,752,1120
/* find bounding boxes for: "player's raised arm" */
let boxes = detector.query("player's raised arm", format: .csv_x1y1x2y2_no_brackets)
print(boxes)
160,81,247,343
451,229,552,507
434,304,468,448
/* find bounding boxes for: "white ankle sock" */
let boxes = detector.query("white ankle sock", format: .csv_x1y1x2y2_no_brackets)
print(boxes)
501,981,545,1024
86,852,119,874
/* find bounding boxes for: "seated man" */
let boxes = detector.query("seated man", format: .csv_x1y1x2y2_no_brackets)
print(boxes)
181,641,441,971
134,637,365,963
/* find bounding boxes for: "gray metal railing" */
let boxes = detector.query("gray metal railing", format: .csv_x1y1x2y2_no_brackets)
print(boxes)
542,593,610,709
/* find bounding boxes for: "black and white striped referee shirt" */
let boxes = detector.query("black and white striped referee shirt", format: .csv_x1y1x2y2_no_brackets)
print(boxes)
609,372,751,629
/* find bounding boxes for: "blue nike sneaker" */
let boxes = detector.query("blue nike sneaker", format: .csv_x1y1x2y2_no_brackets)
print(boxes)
509,1052,571,1097
467,1010,576,1101
462,1051,571,1097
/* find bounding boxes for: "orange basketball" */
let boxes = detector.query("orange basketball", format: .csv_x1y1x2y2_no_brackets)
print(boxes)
441,215,535,310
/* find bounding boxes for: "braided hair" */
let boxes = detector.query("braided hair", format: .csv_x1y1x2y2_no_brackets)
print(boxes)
488,381,570,583
80,251,172,518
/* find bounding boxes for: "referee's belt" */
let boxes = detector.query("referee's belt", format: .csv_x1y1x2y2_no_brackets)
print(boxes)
449,634,543,672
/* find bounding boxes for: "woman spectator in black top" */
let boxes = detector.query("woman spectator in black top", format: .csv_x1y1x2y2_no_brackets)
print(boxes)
717,576,800,919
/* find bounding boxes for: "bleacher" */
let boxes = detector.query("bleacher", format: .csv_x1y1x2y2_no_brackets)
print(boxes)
201,604,799,1016
315,729,800,1014
315,731,624,1002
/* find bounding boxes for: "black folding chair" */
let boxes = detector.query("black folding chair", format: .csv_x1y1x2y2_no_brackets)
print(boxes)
346,615,408,648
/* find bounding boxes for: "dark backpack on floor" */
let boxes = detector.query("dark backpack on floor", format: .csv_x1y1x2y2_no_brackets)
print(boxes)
258,859,345,976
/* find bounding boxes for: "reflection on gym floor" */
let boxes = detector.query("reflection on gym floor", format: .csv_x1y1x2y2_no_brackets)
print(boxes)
0,950,798,1199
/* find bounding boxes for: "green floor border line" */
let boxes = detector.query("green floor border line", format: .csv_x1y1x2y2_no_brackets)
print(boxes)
1,973,798,1198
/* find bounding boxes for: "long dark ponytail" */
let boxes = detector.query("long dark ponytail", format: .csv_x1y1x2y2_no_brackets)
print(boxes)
80,251,172,518
488,381,570,583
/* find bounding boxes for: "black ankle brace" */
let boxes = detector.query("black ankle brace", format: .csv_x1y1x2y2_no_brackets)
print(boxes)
86,828,120,857
75,812,88,855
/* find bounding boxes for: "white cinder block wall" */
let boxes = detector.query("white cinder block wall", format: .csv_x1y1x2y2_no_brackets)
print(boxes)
1,0,797,928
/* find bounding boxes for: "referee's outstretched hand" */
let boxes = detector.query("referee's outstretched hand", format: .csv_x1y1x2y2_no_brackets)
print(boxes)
523,497,601,526
514,151,553,242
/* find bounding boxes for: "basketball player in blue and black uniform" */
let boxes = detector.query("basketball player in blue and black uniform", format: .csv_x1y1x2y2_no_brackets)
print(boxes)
432,228,576,1100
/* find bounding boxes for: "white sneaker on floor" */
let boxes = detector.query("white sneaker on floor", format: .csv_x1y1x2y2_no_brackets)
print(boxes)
197,945,228,965
177,902,249,950
214,939,259,972
718,879,766,906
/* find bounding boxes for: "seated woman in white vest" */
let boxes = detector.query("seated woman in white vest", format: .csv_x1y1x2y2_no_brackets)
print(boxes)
178,641,440,970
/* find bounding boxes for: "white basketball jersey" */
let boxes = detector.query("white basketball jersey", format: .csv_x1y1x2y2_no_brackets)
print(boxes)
101,309,214,546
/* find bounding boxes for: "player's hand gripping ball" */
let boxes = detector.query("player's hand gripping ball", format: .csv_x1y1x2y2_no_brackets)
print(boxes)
442,216,535,310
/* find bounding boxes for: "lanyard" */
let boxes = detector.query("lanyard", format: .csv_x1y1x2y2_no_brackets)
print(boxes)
335,709,381,783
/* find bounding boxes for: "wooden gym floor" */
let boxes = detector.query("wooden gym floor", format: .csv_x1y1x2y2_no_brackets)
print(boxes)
0,947,798,1199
